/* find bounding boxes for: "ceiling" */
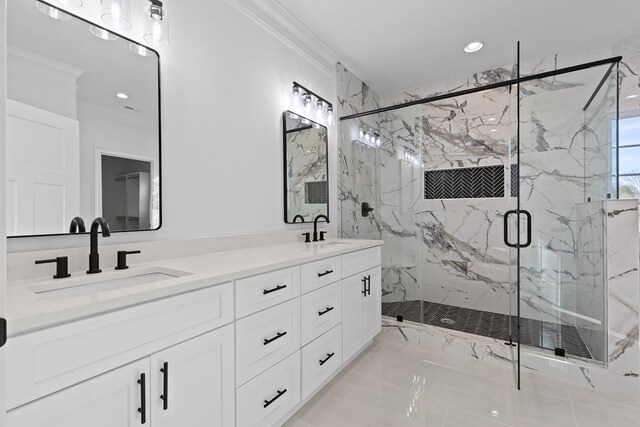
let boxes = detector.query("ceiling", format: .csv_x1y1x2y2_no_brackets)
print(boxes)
276,0,640,97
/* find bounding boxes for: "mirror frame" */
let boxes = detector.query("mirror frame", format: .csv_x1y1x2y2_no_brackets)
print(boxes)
282,110,329,225
8,1,162,238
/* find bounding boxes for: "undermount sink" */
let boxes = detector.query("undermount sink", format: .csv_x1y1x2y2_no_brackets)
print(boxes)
319,241,352,248
31,268,191,301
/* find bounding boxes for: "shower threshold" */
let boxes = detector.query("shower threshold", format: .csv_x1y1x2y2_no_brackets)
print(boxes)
382,300,600,361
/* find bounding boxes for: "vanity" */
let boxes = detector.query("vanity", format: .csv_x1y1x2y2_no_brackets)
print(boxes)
4,239,382,426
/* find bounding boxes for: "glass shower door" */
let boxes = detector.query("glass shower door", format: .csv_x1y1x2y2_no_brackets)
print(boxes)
516,60,618,366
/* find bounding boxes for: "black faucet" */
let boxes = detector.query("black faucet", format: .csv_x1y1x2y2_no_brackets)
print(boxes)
87,217,111,274
69,217,86,233
312,214,329,242
292,214,305,223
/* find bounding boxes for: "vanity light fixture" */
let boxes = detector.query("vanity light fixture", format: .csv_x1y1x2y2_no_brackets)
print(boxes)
90,25,119,41
290,82,334,126
101,0,132,30
625,94,639,99
464,41,484,53
36,2,71,20
116,92,129,99
357,127,382,148
144,0,169,47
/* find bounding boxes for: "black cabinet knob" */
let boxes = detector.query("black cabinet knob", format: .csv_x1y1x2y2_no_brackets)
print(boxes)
35,257,71,279
115,250,141,270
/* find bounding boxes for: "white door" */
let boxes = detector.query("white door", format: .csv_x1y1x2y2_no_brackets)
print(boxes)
341,274,365,362
6,359,150,427
362,267,382,343
6,100,79,236
151,325,235,427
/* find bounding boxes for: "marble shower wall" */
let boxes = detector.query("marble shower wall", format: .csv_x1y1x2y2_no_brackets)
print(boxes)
417,87,514,315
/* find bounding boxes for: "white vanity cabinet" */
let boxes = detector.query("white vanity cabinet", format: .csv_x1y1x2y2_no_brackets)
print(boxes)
150,325,235,427
6,243,382,427
7,358,150,427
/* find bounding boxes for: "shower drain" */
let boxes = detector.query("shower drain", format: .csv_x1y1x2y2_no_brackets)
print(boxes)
440,318,456,325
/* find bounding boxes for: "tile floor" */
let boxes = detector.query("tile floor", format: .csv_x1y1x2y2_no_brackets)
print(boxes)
284,330,640,427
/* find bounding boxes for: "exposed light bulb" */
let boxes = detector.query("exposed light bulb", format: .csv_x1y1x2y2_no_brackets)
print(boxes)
304,94,312,113
365,132,370,142
101,0,132,30
152,20,162,43
60,0,83,7
316,100,324,120
359,129,365,138
111,2,121,27
327,106,334,125
291,86,301,108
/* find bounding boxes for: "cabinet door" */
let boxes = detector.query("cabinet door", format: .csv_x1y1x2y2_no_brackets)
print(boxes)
341,274,365,362
362,267,382,343
151,324,235,427
7,359,150,427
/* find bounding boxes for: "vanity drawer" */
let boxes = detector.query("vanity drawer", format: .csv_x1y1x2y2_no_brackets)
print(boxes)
300,256,341,294
341,247,381,278
301,325,342,400
301,281,341,345
236,351,301,427
6,283,234,410
235,266,301,319
235,298,300,386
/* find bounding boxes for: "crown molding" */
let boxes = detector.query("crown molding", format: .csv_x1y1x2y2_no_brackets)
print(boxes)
224,0,341,77
7,46,85,88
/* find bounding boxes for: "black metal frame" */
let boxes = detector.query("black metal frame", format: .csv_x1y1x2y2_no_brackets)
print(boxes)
8,1,163,239
282,110,329,224
339,56,623,122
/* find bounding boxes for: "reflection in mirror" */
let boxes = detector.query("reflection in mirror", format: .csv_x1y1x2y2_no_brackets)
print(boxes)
6,1,160,237
283,111,329,224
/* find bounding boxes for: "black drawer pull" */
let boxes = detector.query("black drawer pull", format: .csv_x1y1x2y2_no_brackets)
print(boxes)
319,352,335,366
137,373,147,424
361,276,368,296
318,306,335,316
317,270,334,277
263,284,287,295
160,362,169,410
366,275,371,296
263,389,287,408
263,331,287,345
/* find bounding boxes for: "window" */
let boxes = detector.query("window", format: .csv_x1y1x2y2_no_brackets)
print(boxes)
618,116,640,199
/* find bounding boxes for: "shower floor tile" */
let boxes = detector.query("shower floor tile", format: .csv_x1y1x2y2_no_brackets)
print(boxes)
381,300,596,360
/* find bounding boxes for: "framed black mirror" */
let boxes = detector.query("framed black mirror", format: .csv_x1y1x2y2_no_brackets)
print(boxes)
6,1,161,237
283,111,329,224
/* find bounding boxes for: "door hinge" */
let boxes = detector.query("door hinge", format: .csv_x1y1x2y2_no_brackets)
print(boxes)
0,318,6,348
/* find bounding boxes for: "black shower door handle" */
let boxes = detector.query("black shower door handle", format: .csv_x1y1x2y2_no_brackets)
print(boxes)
521,210,532,248
503,209,532,248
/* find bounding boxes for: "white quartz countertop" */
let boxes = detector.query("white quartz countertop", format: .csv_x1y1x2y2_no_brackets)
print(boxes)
7,239,383,336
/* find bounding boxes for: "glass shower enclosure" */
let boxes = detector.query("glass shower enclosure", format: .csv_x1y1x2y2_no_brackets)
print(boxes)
339,48,620,389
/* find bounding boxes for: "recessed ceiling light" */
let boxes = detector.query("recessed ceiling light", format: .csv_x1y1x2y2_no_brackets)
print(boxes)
464,41,484,53
116,92,129,99
490,129,498,133
488,117,497,122
626,94,639,99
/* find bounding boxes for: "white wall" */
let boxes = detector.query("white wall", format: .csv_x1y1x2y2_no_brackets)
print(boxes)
7,0,338,252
